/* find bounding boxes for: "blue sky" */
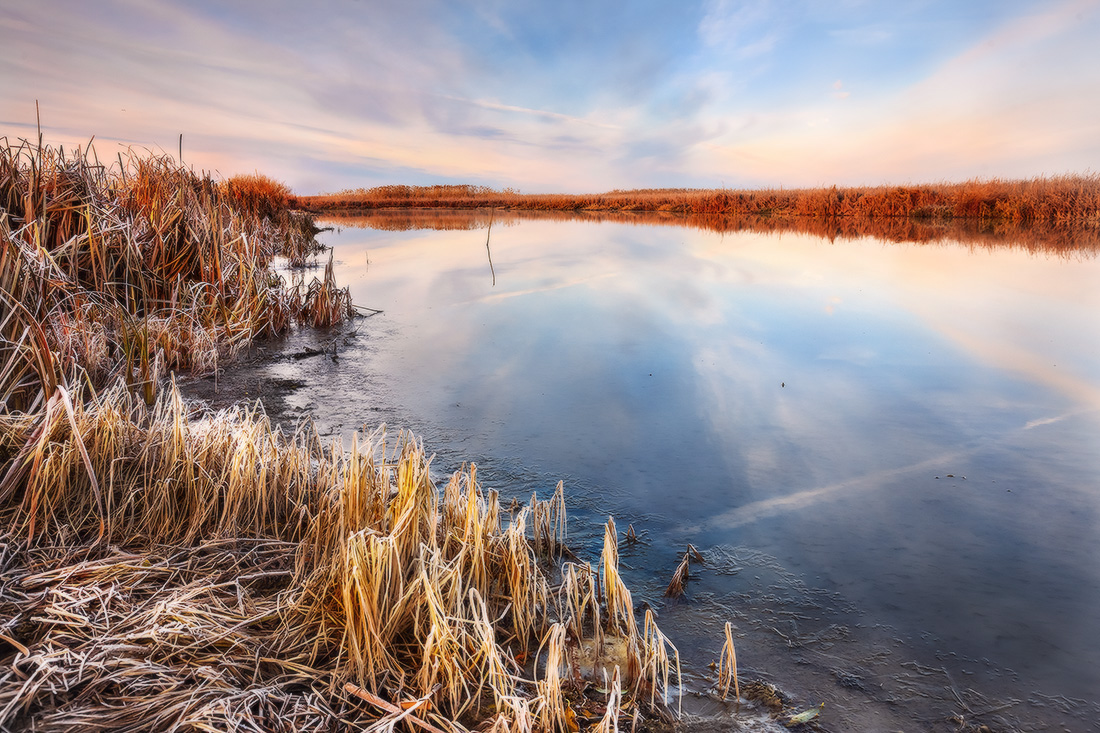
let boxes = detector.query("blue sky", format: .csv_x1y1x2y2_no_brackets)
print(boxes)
2,0,1098,193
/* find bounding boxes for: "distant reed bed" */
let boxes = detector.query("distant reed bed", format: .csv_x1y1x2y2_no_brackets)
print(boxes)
297,175,1100,224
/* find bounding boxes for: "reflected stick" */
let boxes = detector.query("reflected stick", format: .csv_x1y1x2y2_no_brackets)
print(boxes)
486,209,496,287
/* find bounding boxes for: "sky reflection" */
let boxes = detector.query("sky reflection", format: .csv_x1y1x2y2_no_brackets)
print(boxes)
306,215,1100,707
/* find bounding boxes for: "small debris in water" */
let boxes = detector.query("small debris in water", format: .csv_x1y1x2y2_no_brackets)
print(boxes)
785,703,824,726
743,681,784,713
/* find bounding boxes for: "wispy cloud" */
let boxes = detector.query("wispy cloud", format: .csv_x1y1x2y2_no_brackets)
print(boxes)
441,96,621,130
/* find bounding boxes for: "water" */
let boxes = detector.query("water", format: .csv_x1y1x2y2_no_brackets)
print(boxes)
190,212,1100,730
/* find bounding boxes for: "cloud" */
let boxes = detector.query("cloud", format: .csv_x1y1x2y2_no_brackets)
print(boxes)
440,96,621,131
2,0,1098,191
694,0,1100,185
698,0,789,58
831,80,851,100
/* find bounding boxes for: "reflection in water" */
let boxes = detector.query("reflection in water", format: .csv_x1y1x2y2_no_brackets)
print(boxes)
203,212,1100,729
322,206,1100,254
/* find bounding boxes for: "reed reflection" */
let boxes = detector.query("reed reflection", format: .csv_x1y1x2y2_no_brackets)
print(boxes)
323,207,1100,255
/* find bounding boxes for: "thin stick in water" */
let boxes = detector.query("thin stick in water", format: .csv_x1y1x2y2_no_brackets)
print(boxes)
486,209,496,287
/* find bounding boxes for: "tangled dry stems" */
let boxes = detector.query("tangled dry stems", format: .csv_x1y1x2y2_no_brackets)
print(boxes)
0,138,347,414
0,384,680,731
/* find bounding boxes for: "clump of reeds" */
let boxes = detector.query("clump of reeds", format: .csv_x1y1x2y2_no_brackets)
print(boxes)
222,172,326,267
0,379,681,730
292,251,354,328
665,552,691,598
221,172,291,220
0,137,349,413
664,544,704,598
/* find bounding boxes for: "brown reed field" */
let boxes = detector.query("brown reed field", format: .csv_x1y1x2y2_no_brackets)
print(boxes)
0,137,696,731
297,175,1100,226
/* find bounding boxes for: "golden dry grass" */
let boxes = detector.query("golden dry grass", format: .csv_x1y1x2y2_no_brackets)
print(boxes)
0,138,349,414
221,172,292,220
0,383,681,731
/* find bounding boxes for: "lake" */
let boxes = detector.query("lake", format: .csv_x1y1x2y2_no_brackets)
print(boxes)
190,210,1100,730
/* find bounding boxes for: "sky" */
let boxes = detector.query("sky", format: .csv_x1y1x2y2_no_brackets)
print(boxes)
2,0,1099,194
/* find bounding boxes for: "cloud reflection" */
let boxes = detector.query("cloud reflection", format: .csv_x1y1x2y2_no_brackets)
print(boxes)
685,448,974,532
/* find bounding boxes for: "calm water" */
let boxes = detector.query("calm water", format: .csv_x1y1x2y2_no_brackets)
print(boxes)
200,213,1100,730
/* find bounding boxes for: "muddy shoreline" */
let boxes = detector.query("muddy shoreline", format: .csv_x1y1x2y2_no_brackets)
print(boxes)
177,324,1090,733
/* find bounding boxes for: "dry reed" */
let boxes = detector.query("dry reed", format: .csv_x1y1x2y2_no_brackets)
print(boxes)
664,552,691,599
0,381,681,730
718,621,740,704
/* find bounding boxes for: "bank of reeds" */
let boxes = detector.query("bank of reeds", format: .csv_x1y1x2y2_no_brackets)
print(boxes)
0,382,680,731
0,138,345,413
296,175,1100,225
1,138,680,730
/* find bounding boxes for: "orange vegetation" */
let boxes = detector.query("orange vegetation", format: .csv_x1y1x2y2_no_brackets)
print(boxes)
221,172,292,220
320,207,1100,256
295,176,1100,224
1,138,348,412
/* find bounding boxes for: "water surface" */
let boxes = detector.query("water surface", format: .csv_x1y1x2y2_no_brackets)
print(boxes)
195,212,1100,730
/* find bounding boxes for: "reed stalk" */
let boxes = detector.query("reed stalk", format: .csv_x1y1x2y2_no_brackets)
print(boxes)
718,621,740,705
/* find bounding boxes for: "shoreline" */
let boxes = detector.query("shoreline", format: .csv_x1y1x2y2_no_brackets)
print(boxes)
314,205,1100,254
4,139,1084,731
0,141,726,732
